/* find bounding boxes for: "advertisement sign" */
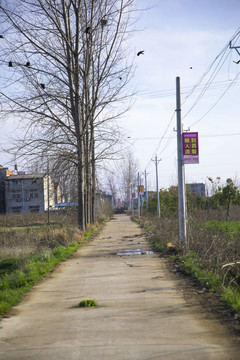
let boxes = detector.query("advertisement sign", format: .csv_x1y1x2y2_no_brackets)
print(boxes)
139,185,144,195
132,192,136,199
118,199,121,209
182,132,199,164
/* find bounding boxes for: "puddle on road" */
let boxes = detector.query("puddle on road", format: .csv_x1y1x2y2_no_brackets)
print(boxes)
116,248,154,256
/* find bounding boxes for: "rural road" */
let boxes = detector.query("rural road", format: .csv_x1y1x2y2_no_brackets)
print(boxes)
0,213,239,359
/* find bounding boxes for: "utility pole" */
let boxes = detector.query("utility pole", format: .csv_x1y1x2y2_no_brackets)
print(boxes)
145,170,149,214
140,175,143,215
176,76,187,249
137,172,140,219
47,160,50,226
152,155,161,218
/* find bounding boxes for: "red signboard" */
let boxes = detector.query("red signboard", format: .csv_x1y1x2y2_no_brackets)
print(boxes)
182,132,199,164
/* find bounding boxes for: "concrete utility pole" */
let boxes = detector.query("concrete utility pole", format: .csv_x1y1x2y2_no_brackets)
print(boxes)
137,172,140,219
176,76,187,249
152,155,161,218
145,170,149,214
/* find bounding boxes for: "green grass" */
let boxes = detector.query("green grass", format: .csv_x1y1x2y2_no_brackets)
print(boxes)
178,252,240,313
0,220,106,318
0,243,80,315
205,221,240,239
79,298,98,307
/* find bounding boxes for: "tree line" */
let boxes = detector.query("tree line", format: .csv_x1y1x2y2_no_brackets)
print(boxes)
0,0,137,230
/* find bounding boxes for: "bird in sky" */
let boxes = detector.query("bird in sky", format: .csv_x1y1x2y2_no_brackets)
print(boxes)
40,83,45,89
85,26,91,34
25,61,30,67
8,61,13,67
137,50,144,56
233,60,240,64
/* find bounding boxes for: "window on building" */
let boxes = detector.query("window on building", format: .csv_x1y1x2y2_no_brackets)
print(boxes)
12,192,21,201
29,206,39,213
12,207,21,214
30,191,39,199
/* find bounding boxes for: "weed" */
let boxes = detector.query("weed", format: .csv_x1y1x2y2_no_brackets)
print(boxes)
220,286,240,313
79,298,98,307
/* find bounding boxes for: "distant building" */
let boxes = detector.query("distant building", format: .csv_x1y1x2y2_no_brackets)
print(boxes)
0,166,62,214
188,183,206,197
5,174,56,214
0,166,14,213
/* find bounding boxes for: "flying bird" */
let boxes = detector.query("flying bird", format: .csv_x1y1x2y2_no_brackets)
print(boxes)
190,67,193,69
233,60,240,64
40,83,45,89
0,35,4,39
101,19,107,27
8,61,13,67
25,61,30,67
137,50,144,56
85,26,91,34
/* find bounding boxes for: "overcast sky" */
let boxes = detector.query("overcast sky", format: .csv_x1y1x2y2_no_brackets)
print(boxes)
1,1,240,193
119,0,240,191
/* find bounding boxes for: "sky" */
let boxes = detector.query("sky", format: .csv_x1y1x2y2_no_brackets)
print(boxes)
1,0,240,194
119,0,240,191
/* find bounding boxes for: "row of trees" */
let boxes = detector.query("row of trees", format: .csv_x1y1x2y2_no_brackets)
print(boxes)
146,178,240,219
0,0,137,230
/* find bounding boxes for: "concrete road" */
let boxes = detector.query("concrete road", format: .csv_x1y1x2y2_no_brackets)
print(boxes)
0,214,239,359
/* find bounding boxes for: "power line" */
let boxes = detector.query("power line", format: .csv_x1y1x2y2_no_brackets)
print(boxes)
189,70,240,127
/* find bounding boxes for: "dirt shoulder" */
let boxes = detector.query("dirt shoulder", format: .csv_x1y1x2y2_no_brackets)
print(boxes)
166,259,240,343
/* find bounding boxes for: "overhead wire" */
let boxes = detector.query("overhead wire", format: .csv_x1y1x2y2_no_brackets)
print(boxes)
190,70,240,127
137,27,240,184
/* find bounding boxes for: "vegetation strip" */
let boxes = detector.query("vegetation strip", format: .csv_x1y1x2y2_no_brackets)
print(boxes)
137,216,240,315
0,219,107,319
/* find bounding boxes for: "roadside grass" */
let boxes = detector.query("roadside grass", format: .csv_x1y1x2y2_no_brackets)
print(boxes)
79,298,98,307
177,253,240,313
205,220,240,239
137,214,240,314
0,217,108,318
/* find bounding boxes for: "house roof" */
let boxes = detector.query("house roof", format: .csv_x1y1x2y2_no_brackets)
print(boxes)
6,174,46,181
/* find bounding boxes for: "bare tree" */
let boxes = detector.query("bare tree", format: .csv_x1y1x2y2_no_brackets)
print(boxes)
118,151,138,204
0,0,136,230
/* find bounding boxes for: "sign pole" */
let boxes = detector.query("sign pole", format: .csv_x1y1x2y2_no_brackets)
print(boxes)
176,76,187,249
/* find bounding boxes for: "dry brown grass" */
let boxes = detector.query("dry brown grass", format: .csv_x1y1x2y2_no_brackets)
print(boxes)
141,209,240,286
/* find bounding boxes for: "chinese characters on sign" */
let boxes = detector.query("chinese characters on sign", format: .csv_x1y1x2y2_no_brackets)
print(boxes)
139,185,144,195
182,132,199,164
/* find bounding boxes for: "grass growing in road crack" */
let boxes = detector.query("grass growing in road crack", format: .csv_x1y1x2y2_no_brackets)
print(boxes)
79,298,98,307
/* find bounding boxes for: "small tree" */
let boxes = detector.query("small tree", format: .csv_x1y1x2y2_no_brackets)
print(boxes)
221,178,239,220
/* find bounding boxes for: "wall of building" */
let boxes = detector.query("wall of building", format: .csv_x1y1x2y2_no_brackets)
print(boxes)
5,175,55,214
